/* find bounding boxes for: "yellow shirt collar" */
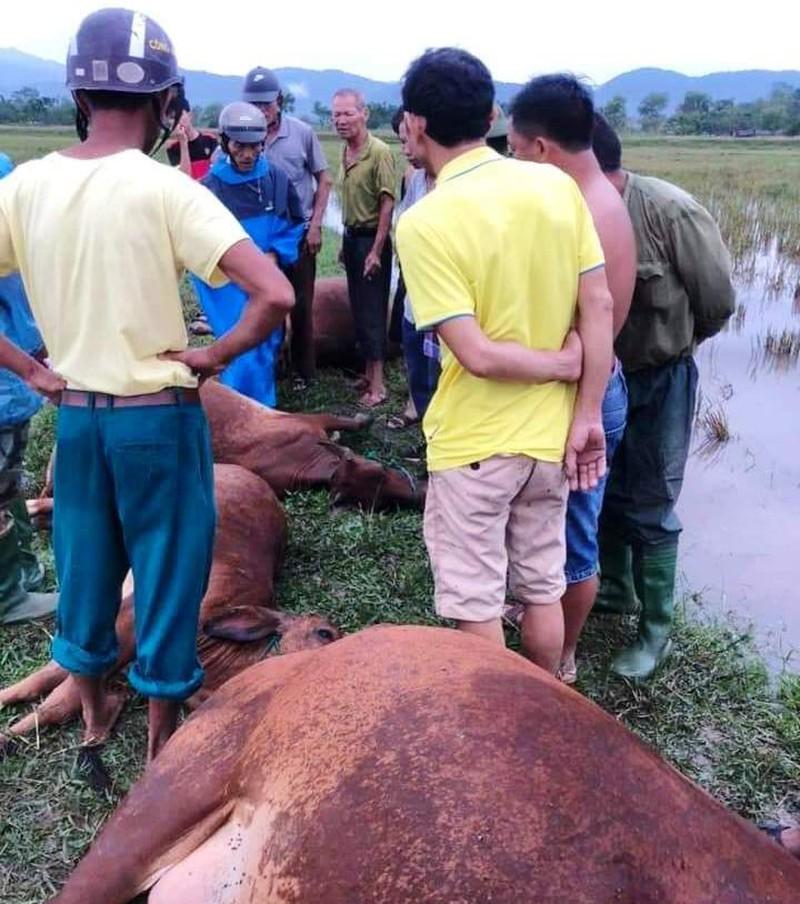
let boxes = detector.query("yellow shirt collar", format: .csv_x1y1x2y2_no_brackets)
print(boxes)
437,145,501,185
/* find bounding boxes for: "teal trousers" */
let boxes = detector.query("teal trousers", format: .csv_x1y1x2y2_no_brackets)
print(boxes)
51,398,215,700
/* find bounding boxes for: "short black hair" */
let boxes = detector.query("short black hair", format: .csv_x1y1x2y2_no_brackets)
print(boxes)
402,48,494,148
83,90,154,112
391,107,404,135
510,74,594,152
592,113,622,172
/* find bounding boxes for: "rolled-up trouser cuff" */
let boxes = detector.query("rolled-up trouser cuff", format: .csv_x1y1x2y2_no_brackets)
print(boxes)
127,664,205,701
565,565,598,585
52,634,118,677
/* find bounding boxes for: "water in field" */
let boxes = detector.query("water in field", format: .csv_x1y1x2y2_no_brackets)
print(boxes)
677,244,800,665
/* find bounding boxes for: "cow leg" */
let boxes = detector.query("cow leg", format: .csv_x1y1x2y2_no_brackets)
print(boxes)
0,660,68,708
1,675,84,750
298,411,372,433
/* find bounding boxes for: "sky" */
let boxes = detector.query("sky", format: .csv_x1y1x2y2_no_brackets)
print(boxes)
2,0,799,86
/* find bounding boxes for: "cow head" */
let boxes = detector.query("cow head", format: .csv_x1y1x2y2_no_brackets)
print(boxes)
327,446,425,512
203,606,341,657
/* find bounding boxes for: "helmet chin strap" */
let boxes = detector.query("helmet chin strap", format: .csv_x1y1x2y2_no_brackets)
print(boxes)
73,92,89,142
150,83,185,158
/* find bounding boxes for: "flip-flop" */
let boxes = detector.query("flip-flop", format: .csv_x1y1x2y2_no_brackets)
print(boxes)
386,412,420,430
502,603,524,629
758,820,792,848
359,391,388,409
557,661,578,685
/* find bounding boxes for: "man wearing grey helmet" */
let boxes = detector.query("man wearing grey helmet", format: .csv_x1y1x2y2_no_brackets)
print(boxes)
0,8,294,761
192,102,306,406
242,66,332,385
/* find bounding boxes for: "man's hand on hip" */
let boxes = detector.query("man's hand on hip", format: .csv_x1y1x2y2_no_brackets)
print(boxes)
26,362,66,405
159,346,224,381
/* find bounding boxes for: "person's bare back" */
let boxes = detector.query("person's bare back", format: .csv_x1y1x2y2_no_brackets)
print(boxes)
579,172,636,338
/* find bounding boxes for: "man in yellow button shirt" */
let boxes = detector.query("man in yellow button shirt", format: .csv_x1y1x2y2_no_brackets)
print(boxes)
397,48,614,673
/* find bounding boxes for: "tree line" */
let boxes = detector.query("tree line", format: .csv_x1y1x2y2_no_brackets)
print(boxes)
0,87,401,131
601,83,800,136
5,84,799,137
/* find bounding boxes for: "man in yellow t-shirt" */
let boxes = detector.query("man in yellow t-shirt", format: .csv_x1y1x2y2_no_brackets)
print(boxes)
0,9,294,761
396,48,614,673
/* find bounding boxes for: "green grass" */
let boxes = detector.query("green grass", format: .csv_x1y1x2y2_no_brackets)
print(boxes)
1,128,799,902
2,358,798,903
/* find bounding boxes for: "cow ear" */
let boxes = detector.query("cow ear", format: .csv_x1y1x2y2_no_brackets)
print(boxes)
203,607,284,643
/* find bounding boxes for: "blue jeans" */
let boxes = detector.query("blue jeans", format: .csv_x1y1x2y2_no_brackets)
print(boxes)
565,365,628,584
402,317,441,420
52,399,216,700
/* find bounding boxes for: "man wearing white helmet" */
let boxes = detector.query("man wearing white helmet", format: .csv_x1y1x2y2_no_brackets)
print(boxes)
192,102,305,406
0,8,294,761
242,66,333,385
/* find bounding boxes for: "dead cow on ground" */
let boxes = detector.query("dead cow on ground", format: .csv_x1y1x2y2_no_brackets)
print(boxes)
0,464,338,749
199,380,422,509
53,626,800,904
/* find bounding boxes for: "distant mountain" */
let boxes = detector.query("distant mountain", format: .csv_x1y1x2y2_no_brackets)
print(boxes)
0,48,522,118
0,48,66,101
2,49,800,120
594,67,800,114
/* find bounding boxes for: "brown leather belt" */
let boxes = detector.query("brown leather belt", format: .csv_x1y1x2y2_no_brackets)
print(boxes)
60,388,201,409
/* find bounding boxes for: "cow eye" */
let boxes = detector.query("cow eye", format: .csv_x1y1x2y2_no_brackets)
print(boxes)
316,628,335,642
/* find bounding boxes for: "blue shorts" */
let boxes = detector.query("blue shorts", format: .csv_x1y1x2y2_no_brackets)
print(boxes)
565,366,628,584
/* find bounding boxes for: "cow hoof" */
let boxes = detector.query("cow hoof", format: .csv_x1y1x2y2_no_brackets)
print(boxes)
0,732,19,758
77,745,114,795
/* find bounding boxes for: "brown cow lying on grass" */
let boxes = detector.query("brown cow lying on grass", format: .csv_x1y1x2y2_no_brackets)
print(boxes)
0,464,339,753
51,625,800,904
201,380,422,510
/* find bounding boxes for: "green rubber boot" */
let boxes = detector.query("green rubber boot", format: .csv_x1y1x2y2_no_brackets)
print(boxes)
0,509,58,625
7,495,45,591
593,527,639,615
611,541,678,681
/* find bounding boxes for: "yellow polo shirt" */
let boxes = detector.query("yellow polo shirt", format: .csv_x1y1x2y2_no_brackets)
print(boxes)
396,147,604,472
0,149,248,396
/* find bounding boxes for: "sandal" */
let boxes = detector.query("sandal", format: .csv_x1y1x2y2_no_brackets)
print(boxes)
758,820,791,847
359,391,388,409
386,412,420,430
557,661,578,686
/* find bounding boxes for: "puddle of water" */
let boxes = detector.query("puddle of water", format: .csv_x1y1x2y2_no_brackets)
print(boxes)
678,248,800,668
323,191,343,235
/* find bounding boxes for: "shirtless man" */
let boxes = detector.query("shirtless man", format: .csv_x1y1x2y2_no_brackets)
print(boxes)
509,78,636,683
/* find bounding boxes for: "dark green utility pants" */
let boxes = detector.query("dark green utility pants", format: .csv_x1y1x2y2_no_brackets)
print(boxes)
600,357,698,548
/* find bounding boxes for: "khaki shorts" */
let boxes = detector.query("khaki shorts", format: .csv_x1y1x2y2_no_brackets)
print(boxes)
424,455,568,623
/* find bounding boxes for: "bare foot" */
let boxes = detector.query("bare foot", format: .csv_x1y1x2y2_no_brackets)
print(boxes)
81,690,127,747
147,698,180,762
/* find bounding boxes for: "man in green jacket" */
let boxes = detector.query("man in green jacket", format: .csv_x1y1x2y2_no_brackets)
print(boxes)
592,116,735,680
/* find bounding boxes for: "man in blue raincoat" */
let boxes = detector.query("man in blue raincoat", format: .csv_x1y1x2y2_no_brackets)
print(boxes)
0,152,59,623
193,102,305,406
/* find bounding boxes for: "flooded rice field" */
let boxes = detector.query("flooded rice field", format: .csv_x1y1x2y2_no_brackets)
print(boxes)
679,243,800,664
